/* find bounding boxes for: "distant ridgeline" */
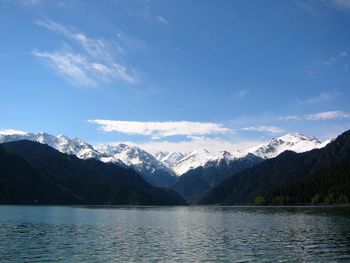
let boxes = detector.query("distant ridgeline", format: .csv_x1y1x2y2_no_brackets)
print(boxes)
200,129,350,205
0,129,349,206
0,140,186,205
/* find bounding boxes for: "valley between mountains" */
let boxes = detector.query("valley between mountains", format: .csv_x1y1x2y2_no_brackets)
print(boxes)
1,129,349,206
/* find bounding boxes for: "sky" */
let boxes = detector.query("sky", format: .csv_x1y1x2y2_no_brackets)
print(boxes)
1,0,350,154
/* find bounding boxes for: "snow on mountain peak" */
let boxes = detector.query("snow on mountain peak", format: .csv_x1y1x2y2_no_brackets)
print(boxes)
0,130,334,178
96,143,176,177
167,149,215,175
248,132,326,159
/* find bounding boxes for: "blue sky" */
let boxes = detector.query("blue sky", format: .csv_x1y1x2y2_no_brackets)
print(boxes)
1,0,350,153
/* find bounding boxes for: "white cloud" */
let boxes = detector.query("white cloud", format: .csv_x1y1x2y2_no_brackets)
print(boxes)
33,50,96,86
33,50,137,87
33,20,138,87
305,111,350,120
241,126,284,133
0,129,28,135
89,120,232,139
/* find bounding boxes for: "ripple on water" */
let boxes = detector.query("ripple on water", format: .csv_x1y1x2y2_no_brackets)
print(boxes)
0,206,349,262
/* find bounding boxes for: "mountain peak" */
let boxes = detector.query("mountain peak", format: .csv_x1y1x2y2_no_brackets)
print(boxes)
276,133,319,143
248,132,325,159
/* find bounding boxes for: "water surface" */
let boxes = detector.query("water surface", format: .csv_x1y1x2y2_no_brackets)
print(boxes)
0,205,349,262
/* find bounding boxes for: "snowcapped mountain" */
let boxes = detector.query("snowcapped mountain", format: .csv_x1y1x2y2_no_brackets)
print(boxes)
0,130,333,188
0,131,175,186
156,133,331,176
0,132,106,160
155,151,185,169
96,144,177,187
204,150,246,166
171,153,264,202
165,149,215,175
156,149,246,175
247,133,329,159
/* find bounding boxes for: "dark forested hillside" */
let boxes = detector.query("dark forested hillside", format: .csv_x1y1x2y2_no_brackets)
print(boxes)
1,140,186,205
0,144,81,204
200,129,350,205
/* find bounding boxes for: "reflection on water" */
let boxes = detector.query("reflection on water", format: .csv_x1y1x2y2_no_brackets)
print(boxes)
0,206,350,262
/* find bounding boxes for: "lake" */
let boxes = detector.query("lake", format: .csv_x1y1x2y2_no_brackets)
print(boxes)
0,206,349,262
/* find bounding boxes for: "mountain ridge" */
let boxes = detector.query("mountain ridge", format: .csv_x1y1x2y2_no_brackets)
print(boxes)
0,130,332,188
1,140,186,205
200,129,350,205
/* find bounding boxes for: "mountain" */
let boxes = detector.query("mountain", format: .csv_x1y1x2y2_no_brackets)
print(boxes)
248,133,328,159
168,133,327,202
0,132,175,187
96,144,177,187
155,151,185,171
200,129,350,205
0,132,106,160
0,130,332,193
162,149,216,175
156,133,329,176
1,140,186,205
171,153,263,202
0,144,81,204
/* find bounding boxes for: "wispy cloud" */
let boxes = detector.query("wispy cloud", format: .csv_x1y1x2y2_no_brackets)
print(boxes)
241,126,284,134
297,92,339,105
236,89,248,97
323,56,337,65
329,0,350,11
157,15,168,25
279,115,301,120
33,19,138,87
305,111,350,120
89,120,232,139
2,0,41,6
305,50,349,76
280,111,350,121
296,0,350,14
306,92,336,104
295,0,315,12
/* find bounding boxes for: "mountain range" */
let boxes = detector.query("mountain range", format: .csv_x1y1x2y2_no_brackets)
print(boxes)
0,128,348,206
0,131,330,188
0,140,185,205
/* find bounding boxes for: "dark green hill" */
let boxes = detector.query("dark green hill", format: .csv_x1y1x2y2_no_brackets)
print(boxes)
0,144,81,204
200,129,350,205
1,140,186,205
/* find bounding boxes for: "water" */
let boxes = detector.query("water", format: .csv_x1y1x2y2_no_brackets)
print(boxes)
0,206,350,262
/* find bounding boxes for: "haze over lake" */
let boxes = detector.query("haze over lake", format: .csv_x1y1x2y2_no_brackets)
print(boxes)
1,206,350,262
